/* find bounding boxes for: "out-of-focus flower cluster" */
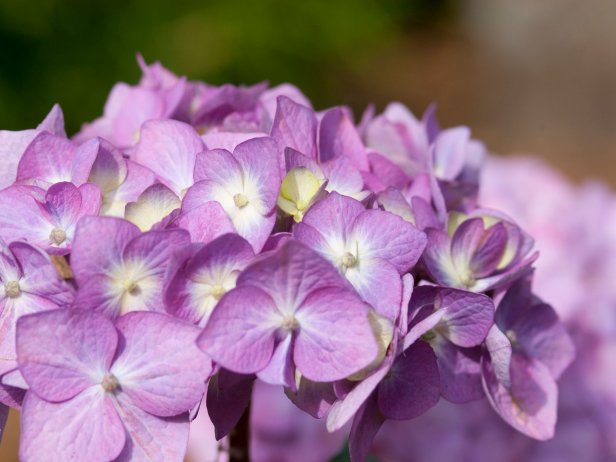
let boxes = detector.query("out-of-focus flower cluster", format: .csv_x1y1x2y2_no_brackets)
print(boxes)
0,57,574,462
368,157,616,462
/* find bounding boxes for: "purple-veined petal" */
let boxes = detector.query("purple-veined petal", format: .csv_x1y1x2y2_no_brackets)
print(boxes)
377,341,440,420
20,388,125,462
319,107,369,170
198,286,279,374
294,287,378,382
112,391,190,462
111,312,211,417
16,310,118,402
206,369,254,440
132,119,204,197
348,395,385,462
271,96,318,160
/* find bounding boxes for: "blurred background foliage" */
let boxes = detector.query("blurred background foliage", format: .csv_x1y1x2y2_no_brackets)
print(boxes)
0,0,449,134
2,0,615,187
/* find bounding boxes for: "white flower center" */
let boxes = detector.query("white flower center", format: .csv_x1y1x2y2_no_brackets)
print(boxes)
4,280,21,298
49,228,67,245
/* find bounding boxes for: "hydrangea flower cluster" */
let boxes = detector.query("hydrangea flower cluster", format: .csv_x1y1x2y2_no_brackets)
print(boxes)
0,57,574,462
367,157,616,462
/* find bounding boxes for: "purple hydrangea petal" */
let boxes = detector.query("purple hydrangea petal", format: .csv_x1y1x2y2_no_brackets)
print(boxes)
271,96,318,160
377,341,440,420
19,388,125,462
206,370,254,440
171,201,235,244
348,395,385,462
198,285,279,374
111,312,211,417
284,376,337,419
132,119,204,197
16,310,118,402
113,391,190,462
294,287,378,382
319,107,369,171
432,339,484,403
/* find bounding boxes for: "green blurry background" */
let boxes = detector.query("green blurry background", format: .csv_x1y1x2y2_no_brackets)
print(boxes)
2,0,615,186
0,0,447,134
1,0,616,459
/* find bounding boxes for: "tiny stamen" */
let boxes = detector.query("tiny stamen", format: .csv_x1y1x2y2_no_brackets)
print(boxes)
505,329,517,345
210,284,226,300
49,228,67,245
123,280,141,296
281,316,299,332
233,193,249,208
101,373,119,393
4,280,21,298
341,252,357,269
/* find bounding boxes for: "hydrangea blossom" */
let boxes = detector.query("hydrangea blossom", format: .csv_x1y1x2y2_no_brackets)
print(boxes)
0,58,575,462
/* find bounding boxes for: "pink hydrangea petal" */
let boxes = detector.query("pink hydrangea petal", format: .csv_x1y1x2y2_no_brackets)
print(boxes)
294,287,378,382
300,192,365,242
344,258,402,321
171,201,235,244
352,209,427,273
16,132,75,186
256,334,295,389
125,184,181,231
0,129,38,189
193,148,242,185
132,119,204,197
36,104,66,137
20,388,125,462
111,312,211,417
16,310,118,402
319,107,369,171
71,216,140,284
326,354,394,432
198,286,279,374
271,96,318,160
113,391,190,462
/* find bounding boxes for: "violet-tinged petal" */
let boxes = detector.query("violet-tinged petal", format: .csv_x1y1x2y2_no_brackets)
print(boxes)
36,103,66,137
366,152,409,192
16,310,118,402
0,381,25,409
319,107,369,170
284,376,337,419
468,222,508,278
433,126,470,181
16,132,75,186
482,353,557,441
171,201,235,244
294,287,378,382
348,395,385,462
0,129,38,189
432,339,484,403
300,191,365,241
256,334,295,389
202,131,266,152
113,391,189,462
206,370,254,440
164,233,254,325
71,216,141,283
512,303,575,380
351,208,427,273
271,96,318,160
422,229,461,287
344,258,402,321
326,353,394,432
132,119,204,197
198,286,279,374
111,312,211,417
19,388,125,462
236,240,349,308
377,341,440,419
435,288,495,348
